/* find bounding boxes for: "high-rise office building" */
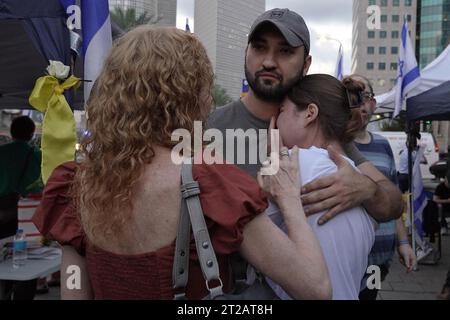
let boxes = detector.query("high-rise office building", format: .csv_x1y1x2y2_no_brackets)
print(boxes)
352,0,417,95
109,0,177,27
416,0,450,153
416,0,450,68
194,0,266,100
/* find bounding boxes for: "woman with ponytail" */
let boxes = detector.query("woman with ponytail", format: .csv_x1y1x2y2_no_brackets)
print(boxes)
265,74,376,300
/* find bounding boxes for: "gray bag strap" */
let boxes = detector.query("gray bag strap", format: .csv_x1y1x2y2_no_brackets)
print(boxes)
172,159,224,300
172,186,192,300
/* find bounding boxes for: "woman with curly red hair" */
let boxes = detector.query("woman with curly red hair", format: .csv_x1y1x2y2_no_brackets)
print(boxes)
33,26,330,300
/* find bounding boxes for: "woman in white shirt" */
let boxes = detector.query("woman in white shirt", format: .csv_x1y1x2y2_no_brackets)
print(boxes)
264,74,377,300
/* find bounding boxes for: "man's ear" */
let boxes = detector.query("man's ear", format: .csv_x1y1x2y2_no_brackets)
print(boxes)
303,55,312,76
305,103,319,125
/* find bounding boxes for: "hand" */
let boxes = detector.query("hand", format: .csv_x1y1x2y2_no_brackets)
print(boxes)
300,146,377,225
257,146,301,206
398,244,416,273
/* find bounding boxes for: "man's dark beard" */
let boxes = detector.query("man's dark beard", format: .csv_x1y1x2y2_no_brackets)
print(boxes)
244,63,304,103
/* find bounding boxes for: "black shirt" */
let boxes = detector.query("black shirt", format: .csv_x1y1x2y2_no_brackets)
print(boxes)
435,182,450,212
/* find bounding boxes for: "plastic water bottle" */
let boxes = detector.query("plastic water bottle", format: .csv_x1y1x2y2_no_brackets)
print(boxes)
12,229,27,269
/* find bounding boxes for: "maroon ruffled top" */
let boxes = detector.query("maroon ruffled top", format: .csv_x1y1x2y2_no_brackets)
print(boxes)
32,161,267,300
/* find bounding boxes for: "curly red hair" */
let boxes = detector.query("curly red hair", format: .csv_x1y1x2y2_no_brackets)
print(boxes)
73,26,214,240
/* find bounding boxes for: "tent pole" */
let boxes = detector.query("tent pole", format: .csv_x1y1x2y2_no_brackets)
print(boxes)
407,122,416,257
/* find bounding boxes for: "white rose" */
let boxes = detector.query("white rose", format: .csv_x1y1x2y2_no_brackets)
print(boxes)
46,60,70,80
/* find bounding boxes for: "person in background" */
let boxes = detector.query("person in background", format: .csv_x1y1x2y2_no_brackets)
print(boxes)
0,116,42,300
351,74,416,300
433,177,450,236
437,270,450,300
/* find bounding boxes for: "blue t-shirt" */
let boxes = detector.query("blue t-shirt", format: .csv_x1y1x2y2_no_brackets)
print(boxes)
355,132,397,269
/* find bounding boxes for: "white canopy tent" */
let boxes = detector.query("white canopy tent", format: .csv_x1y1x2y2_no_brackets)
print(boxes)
375,44,450,114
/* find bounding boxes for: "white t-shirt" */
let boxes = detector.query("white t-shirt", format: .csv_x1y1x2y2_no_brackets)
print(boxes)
265,147,376,300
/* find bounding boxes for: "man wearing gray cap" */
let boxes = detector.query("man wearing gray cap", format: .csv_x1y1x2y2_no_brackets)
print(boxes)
208,8,402,225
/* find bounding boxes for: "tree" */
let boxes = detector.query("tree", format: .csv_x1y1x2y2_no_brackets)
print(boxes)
213,84,232,109
110,7,160,32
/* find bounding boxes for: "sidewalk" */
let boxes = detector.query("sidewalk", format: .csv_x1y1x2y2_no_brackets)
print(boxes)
378,235,449,300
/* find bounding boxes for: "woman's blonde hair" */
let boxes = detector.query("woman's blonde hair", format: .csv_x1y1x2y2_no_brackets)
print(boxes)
73,26,214,239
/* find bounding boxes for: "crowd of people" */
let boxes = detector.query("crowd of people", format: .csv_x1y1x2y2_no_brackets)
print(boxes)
1,7,449,300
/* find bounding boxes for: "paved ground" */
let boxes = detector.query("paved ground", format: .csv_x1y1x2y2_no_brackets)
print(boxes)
378,235,449,300
34,236,450,300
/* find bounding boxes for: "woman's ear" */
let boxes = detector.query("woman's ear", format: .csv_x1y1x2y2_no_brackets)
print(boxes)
305,103,319,125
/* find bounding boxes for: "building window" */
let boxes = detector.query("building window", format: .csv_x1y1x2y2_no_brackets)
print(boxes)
380,31,387,38
368,47,375,54
392,31,399,38
407,15,412,22
368,31,376,38
381,15,388,23
379,47,387,54
392,15,400,23
369,0,376,4
393,0,400,6
405,0,412,6
391,46,399,54
367,63,374,70
379,62,386,70
390,62,398,70
381,0,388,6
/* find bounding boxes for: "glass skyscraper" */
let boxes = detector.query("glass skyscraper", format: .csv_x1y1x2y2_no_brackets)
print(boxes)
416,0,450,68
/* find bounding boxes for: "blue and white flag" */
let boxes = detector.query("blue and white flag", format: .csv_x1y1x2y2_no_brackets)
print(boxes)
412,146,427,240
81,0,112,100
393,17,421,118
60,0,75,10
241,79,249,98
335,45,344,81
185,18,191,33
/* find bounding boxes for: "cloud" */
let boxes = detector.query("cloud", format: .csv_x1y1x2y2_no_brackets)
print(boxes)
177,0,195,31
176,0,353,75
266,0,353,75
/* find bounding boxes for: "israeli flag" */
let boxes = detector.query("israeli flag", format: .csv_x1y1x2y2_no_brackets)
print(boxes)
60,0,75,9
335,45,344,81
241,79,249,98
81,0,112,100
393,17,421,118
412,146,427,240
185,18,191,33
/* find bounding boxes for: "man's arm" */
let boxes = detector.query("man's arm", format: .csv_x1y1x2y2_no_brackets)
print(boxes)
433,195,450,204
396,218,416,273
357,161,403,222
301,146,403,224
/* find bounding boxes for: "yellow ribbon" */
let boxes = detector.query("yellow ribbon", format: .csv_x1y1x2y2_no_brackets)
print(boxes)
29,75,80,184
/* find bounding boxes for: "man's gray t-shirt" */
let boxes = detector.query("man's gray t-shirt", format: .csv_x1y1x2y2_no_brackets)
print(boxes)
207,100,270,178
207,100,367,178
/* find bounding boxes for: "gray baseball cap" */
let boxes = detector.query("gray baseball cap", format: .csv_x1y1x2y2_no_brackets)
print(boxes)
248,8,310,55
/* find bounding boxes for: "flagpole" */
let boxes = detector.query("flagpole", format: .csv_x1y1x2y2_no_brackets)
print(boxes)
407,122,416,259
319,36,344,80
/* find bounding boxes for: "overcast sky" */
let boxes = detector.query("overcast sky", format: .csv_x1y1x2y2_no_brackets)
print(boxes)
176,0,353,76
